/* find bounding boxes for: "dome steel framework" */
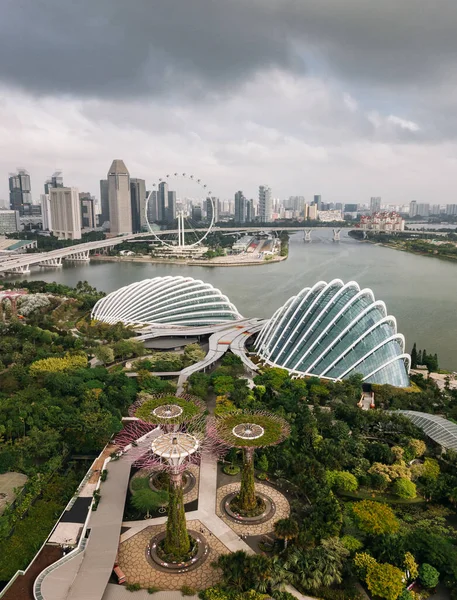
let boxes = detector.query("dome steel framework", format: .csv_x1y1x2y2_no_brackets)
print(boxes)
91,276,242,327
255,279,410,387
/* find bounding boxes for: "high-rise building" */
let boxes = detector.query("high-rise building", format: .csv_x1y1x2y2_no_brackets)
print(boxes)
44,171,64,194
0,209,20,234
191,205,202,221
409,201,417,218
431,205,441,215
206,197,219,224
308,204,318,220
259,185,272,223
344,204,358,212
80,194,96,229
50,187,81,240
9,169,32,214
108,160,131,235
100,179,109,225
157,181,168,223
130,178,147,232
370,197,381,214
416,203,430,217
446,204,457,216
167,190,177,224
313,195,322,210
147,190,158,224
40,194,52,231
246,199,254,223
235,191,246,223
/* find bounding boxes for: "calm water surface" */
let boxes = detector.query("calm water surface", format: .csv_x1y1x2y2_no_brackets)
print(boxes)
7,230,457,370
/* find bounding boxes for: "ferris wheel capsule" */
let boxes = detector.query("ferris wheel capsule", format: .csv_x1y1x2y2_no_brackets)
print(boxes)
190,175,194,179
174,172,178,176
182,173,186,176
203,184,207,188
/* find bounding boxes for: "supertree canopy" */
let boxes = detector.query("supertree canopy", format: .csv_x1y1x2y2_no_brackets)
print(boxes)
211,411,290,514
128,392,205,427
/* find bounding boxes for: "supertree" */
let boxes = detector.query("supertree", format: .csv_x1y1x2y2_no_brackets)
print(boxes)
209,411,290,515
128,392,206,430
115,405,226,561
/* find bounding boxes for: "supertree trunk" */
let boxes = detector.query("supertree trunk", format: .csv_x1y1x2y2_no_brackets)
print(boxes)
164,470,190,557
238,447,257,511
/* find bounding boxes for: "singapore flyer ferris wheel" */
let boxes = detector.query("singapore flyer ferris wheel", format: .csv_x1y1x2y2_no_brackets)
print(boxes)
145,173,215,248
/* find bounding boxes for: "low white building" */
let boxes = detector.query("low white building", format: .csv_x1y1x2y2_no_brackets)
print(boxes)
318,210,344,222
359,212,405,232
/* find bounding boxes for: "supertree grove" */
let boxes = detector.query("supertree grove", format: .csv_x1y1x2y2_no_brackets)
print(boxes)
209,411,290,516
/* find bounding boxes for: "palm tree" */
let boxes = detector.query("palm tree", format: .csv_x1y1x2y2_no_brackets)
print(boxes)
274,518,299,549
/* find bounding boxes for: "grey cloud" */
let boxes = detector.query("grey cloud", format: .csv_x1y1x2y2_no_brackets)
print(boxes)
1,1,457,99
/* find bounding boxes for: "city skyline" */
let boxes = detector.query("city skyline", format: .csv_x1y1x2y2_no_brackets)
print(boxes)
1,2,457,205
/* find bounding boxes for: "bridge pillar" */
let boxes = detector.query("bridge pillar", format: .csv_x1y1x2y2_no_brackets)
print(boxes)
39,257,63,267
4,265,31,274
333,228,341,242
65,250,90,262
304,229,312,242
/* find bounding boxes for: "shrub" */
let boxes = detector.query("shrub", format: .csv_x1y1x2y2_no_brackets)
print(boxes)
100,469,108,482
223,464,240,476
181,585,197,596
148,586,161,594
126,582,141,592
419,563,440,589
327,470,358,492
391,478,417,499
30,352,87,375
341,535,363,553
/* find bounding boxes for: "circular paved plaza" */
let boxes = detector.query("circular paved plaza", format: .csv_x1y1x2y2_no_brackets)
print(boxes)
216,482,290,535
118,519,227,590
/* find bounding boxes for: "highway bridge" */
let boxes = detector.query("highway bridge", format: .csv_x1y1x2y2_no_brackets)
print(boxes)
0,226,312,275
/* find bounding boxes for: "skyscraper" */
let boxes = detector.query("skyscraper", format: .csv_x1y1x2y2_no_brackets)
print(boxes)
313,195,322,210
259,185,272,223
50,187,81,240
246,199,254,223
206,197,219,224
167,190,177,223
108,160,132,235
80,194,96,229
40,194,52,231
100,179,109,225
409,201,417,218
370,197,381,214
147,190,158,224
157,181,168,223
44,171,64,194
235,191,246,223
130,178,147,232
9,169,32,214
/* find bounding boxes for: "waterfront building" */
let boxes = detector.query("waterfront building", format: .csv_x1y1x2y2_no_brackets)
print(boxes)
359,212,405,232
108,159,132,236
446,204,457,216
91,276,243,326
259,185,272,222
431,205,441,215
409,200,417,218
0,209,20,234
255,279,410,387
80,194,96,229
40,194,52,231
370,197,381,214
9,169,32,214
49,187,82,240
318,209,344,222
130,178,146,232
234,191,246,223
232,235,253,252
99,179,109,225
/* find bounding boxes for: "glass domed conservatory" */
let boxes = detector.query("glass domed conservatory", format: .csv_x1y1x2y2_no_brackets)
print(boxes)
255,279,410,387
91,276,243,327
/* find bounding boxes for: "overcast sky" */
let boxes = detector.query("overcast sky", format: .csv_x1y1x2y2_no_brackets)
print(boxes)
1,0,457,205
